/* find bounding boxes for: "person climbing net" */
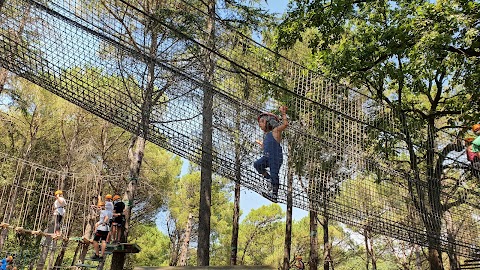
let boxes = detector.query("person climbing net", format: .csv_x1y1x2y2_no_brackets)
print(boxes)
254,106,289,203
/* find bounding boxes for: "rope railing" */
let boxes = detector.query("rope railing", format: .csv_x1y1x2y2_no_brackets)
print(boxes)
0,0,478,259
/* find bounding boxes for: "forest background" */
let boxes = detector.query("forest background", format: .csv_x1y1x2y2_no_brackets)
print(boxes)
1,0,480,269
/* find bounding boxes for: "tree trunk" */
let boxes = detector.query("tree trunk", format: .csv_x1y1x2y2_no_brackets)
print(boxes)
322,214,333,270
283,168,293,270
54,238,69,267
178,213,194,266
0,68,8,94
36,235,53,270
444,211,459,270
169,229,180,266
110,136,145,270
309,162,320,270
364,226,377,270
197,0,215,266
415,244,422,270
230,182,240,265
47,239,57,270
230,110,241,266
79,193,100,263
399,112,443,270
427,248,443,270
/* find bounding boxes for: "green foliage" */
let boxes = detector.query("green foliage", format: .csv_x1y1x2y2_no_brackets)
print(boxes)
128,223,171,267
238,204,284,266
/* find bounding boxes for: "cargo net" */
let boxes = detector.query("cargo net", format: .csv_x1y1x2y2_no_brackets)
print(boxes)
0,0,478,258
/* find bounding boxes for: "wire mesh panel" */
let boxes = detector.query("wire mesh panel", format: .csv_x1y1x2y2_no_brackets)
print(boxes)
0,0,478,259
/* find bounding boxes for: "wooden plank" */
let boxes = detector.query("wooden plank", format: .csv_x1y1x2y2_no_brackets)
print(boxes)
109,243,141,253
75,264,98,268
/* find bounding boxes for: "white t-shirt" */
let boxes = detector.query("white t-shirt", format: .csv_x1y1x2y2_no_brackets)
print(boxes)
53,197,66,216
97,209,113,231
105,201,114,216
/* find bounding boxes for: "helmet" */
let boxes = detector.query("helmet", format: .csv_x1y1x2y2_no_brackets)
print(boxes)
54,190,63,196
7,255,13,261
465,137,475,143
257,112,280,130
113,195,121,201
97,201,105,207
257,112,279,123
295,255,302,260
105,194,112,199
472,124,480,133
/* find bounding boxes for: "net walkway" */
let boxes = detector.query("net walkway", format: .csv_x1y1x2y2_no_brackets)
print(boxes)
0,0,478,258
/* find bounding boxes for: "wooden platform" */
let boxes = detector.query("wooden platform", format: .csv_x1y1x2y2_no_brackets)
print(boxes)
134,266,275,270
75,264,98,269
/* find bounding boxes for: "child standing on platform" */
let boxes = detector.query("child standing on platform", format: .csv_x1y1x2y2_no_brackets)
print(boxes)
91,201,111,260
53,190,66,236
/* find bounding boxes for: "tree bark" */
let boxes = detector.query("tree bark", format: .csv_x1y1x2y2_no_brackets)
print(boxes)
111,136,145,270
230,180,240,266
283,168,293,270
197,0,215,266
320,214,333,270
0,68,8,95
36,234,53,270
415,244,422,270
444,211,459,270
230,110,241,265
178,212,194,266
364,226,377,270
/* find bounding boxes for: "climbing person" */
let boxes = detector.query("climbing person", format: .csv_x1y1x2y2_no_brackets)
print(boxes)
254,106,289,202
105,194,114,215
111,194,125,244
466,135,480,178
465,137,477,162
471,124,480,158
53,190,66,236
105,194,114,243
293,255,305,270
0,255,13,270
91,201,111,261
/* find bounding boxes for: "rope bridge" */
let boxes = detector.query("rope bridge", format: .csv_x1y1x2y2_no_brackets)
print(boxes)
0,152,133,268
0,152,128,238
0,0,478,260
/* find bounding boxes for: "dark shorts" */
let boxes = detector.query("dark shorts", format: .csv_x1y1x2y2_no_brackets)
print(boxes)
93,230,109,242
54,215,63,231
113,216,125,227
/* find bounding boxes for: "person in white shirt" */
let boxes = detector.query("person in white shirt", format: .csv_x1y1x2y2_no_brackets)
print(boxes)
91,201,112,260
104,194,114,243
53,190,66,236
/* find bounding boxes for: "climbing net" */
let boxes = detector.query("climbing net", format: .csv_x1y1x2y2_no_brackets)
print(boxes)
0,151,131,267
0,0,478,259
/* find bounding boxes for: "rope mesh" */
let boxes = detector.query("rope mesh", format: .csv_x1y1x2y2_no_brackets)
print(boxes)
0,0,478,259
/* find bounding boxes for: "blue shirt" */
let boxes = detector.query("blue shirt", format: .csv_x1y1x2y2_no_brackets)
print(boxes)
0,259,7,270
263,132,282,159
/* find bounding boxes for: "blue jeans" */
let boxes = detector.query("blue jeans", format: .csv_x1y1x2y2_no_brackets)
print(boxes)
254,155,282,186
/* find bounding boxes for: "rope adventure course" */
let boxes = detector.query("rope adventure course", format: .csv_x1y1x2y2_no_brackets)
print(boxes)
0,153,140,269
0,0,480,267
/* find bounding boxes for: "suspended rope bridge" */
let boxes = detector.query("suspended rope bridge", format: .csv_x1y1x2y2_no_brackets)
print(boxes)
0,0,478,260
